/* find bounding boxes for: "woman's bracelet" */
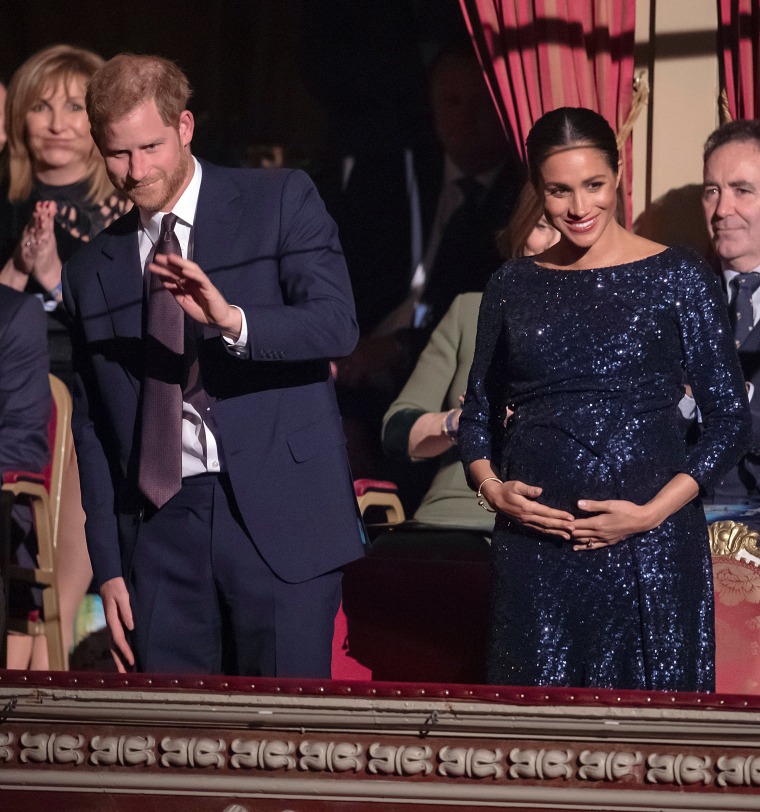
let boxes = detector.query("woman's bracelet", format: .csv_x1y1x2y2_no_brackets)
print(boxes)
476,476,502,513
441,408,458,444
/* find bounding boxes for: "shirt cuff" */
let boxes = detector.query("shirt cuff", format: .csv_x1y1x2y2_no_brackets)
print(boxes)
677,394,698,421
222,305,249,358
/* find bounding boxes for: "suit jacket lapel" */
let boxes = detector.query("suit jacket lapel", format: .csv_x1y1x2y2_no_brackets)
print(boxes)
96,208,143,396
741,323,760,353
97,208,143,340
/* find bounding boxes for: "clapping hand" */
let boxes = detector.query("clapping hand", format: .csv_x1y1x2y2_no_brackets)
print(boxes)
31,201,63,291
15,201,63,294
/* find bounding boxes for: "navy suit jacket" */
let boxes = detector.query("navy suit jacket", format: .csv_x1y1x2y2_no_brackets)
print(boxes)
63,162,364,588
0,286,50,477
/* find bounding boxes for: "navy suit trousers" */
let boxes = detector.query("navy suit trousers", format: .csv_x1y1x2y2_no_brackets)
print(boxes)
128,474,341,676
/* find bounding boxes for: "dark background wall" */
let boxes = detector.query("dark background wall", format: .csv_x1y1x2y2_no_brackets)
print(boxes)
0,0,324,166
0,0,467,172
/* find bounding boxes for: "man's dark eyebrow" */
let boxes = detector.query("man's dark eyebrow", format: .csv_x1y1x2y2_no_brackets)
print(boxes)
702,179,758,189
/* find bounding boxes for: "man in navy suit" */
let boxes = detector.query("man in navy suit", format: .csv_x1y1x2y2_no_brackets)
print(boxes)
0,288,49,479
0,286,49,660
63,54,364,676
684,120,760,501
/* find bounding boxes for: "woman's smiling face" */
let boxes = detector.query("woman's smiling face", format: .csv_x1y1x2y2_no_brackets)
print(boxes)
24,73,93,180
538,145,621,250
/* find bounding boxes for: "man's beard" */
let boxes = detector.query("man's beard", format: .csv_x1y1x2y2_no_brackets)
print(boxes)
118,150,189,212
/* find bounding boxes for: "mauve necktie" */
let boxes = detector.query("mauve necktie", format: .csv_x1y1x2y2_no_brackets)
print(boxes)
729,272,760,347
138,212,184,508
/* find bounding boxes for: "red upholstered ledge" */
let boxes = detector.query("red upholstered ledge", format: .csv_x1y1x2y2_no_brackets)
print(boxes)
1,671,758,711
2,470,46,485
353,478,399,496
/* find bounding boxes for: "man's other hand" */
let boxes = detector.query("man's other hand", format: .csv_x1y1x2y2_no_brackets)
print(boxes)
100,576,135,672
149,253,243,340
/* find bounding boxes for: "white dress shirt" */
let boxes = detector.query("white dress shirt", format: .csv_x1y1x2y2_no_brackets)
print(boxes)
137,157,248,476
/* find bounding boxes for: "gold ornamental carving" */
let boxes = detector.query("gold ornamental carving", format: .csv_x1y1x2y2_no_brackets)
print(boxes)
708,520,760,557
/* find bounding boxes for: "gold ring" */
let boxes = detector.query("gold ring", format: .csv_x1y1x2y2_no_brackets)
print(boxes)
585,541,594,548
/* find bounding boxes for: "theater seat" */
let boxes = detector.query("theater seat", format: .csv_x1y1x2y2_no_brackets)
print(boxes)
352,478,405,525
1,375,71,670
709,520,760,694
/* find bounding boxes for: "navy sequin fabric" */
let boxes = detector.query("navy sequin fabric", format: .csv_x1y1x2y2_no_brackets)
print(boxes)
459,246,751,691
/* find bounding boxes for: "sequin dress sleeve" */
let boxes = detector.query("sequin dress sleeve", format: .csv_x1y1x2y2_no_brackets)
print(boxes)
458,263,512,475
674,250,751,487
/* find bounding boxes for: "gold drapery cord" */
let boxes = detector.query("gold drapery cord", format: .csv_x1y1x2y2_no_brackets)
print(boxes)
616,70,650,152
719,87,733,125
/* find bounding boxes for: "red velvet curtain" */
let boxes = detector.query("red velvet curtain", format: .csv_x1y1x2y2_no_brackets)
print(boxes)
458,0,636,220
718,0,760,121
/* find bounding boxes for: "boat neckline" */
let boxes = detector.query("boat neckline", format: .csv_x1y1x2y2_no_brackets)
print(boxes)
526,245,674,273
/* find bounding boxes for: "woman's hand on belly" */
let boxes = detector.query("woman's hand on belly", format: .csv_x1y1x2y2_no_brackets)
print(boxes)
480,478,576,540
570,473,700,551
570,499,655,550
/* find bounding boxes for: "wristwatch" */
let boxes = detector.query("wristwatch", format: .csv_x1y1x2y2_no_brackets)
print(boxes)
442,408,458,443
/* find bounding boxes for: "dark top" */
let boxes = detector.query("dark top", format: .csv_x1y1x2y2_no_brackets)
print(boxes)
458,246,751,691
0,178,127,389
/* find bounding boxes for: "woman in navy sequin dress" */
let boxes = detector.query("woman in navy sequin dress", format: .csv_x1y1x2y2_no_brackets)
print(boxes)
458,108,751,691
